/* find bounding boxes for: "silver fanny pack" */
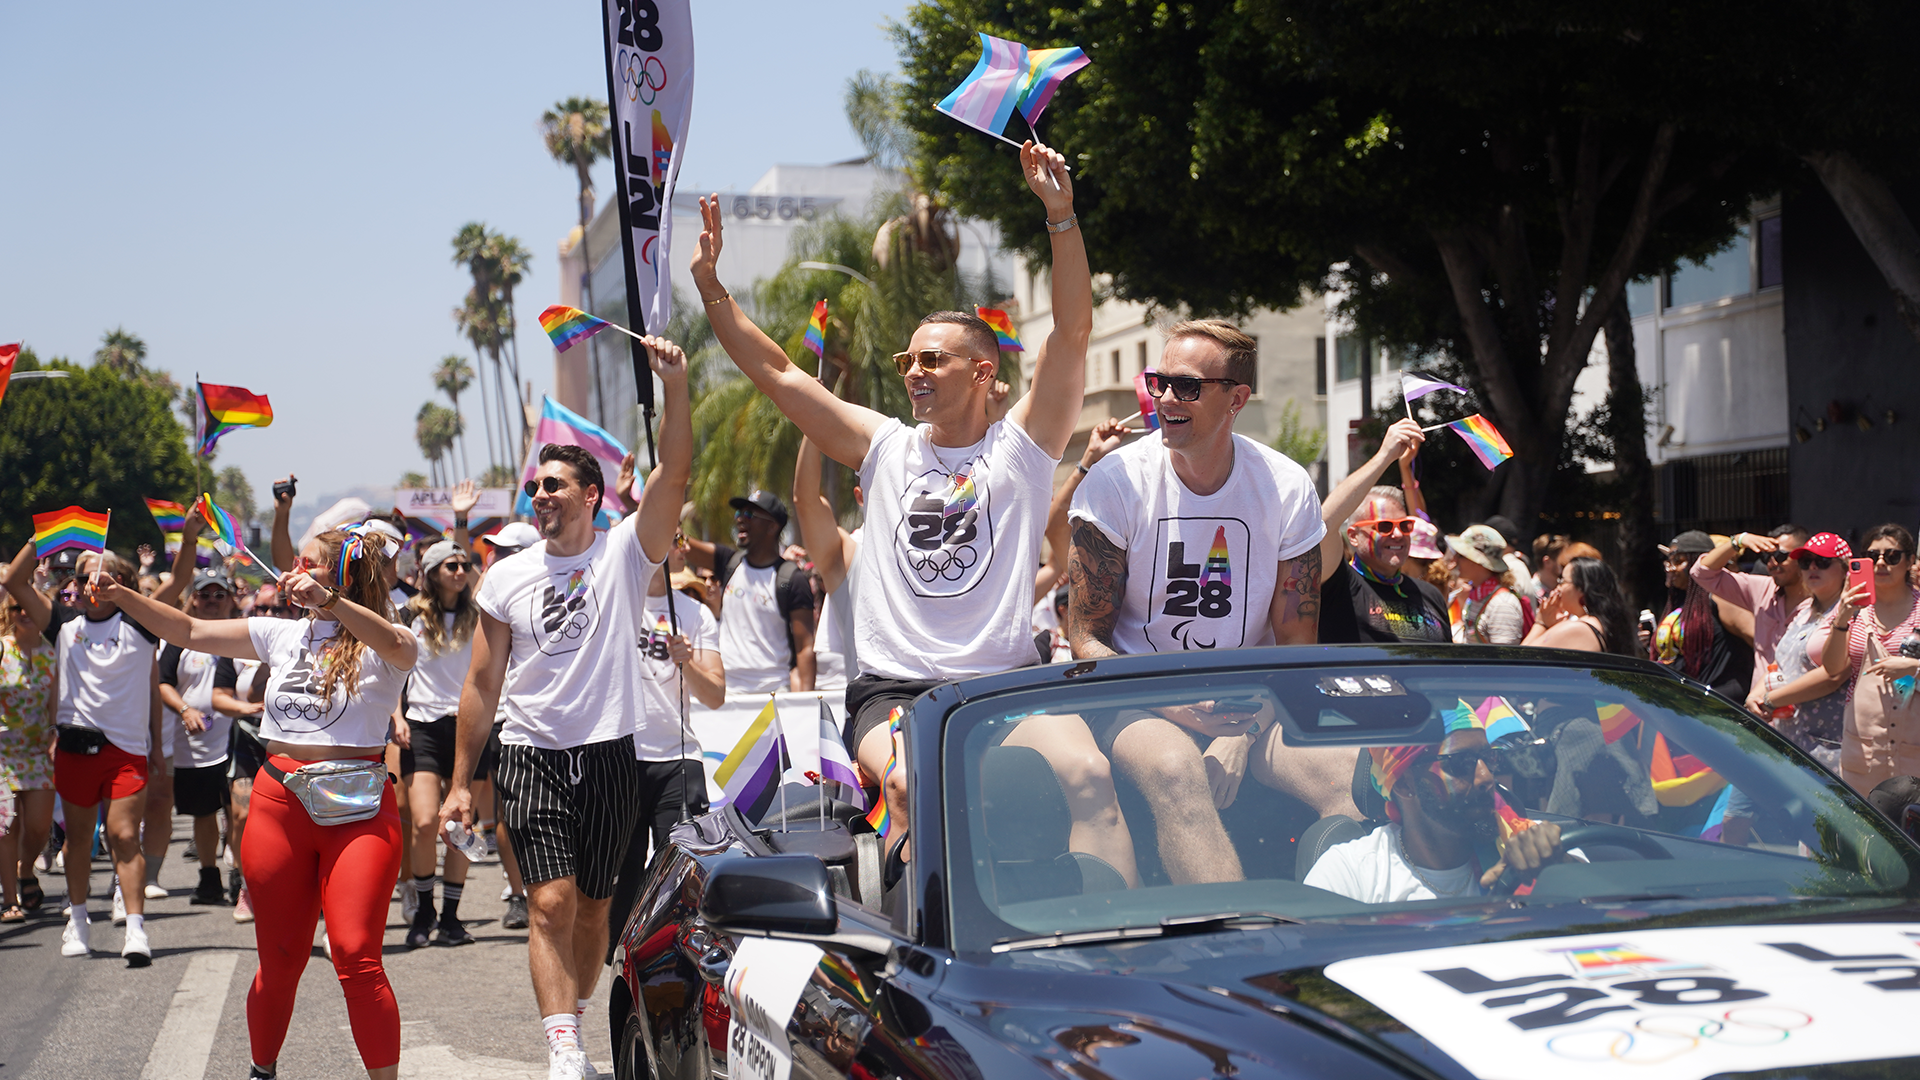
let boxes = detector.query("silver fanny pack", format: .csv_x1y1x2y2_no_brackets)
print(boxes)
270,759,388,826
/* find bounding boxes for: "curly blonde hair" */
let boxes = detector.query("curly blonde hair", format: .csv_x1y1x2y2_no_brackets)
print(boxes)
310,528,396,702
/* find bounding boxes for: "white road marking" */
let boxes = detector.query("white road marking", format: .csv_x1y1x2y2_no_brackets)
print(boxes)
139,951,240,1080
398,1044,574,1078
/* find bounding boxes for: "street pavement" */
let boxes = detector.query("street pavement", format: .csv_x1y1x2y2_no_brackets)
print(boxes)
0,812,623,1079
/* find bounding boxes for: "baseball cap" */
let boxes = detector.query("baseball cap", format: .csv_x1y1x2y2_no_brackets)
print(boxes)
1445,524,1509,572
418,540,465,577
729,490,790,527
1658,530,1715,557
490,522,541,552
189,569,233,595
361,519,406,554
1790,532,1852,561
47,549,81,576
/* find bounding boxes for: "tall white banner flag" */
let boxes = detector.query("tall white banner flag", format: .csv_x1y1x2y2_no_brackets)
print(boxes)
601,0,693,343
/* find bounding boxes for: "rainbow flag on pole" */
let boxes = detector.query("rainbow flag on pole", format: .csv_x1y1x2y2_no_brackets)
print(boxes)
803,299,827,359
538,304,612,352
1446,413,1514,469
0,343,18,410
33,506,110,558
195,381,273,456
1015,46,1090,125
975,306,1023,352
935,33,1030,143
191,493,242,555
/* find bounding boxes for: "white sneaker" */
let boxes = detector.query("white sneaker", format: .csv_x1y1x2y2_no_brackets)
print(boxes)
143,883,168,901
112,884,127,924
548,1049,590,1080
61,917,91,957
502,883,514,901
122,923,151,967
400,879,418,924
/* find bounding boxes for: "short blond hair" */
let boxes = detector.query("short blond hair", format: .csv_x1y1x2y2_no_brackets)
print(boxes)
1165,319,1257,386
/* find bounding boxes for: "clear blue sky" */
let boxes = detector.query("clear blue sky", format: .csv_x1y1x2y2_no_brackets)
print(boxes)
0,0,910,504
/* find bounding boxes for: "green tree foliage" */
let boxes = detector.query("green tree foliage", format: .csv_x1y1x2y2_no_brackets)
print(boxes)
1267,400,1325,468
894,1,1796,537
0,346,197,556
214,466,257,524
398,471,430,489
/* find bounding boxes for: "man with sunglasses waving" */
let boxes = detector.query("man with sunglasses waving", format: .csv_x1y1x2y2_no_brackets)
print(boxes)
689,141,1090,868
438,337,690,1080
1314,418,1453,645
1691,524,1813,712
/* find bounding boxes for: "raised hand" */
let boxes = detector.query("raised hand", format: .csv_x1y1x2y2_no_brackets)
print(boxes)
1379,417,1426,462
644,335,688,381
1021,140,1074,214
449,478,479,516
691,195,726,291
1086,417,1131,462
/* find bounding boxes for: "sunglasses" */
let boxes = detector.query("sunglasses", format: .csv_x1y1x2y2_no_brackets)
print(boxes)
1866,549,1911,565
1355,518,1418,537
1796,555,1839,571
439,561,471,572
1762,551,1794,565
1140,371,1241,402
891,348,977,376
293,555,322,573
523,476,573,498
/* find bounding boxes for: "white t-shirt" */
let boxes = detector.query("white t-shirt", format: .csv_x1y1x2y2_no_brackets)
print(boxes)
854,418,1058,681
813,527,862,693
52,607,161,756
1302,823,1484,903
636,589,717,761
1070,433,1325,654
250,617,415,749
404,611,473,723
474,521,661,749
161,646,235,768
717,559,796,694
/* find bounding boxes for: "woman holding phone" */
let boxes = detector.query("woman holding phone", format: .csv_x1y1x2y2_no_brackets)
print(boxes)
97,524,417,1080
1820,523,1920,795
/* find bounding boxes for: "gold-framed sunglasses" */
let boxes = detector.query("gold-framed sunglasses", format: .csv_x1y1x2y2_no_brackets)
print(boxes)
891,348,979,376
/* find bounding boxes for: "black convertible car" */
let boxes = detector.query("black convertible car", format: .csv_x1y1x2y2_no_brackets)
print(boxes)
611,645,1920,1080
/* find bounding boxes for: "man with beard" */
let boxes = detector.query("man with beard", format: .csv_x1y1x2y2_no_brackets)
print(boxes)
1304,716,1568,902
1314,419,1452,644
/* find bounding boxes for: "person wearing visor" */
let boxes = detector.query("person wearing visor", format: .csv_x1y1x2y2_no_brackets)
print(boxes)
1305,711,1569,903
1315,418,1451,644
680,490,815,694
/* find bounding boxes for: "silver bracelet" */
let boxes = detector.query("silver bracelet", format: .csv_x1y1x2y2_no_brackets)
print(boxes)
1046,213,1078,234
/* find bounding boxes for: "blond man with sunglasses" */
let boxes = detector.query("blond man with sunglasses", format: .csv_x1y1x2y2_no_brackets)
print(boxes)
1315,418,1453,645
689,142,1090,875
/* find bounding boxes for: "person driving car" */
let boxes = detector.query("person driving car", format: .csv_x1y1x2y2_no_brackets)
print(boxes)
1303,712,1568,902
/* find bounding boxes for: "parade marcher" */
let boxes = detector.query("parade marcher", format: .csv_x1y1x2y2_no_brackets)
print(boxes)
1067,319,1356,883
690,140,1090,870
475,518,538,930
396,538,480,949
792,435,863,691
1447,525,1530,645
4,525,194,965
1820,524,1920,795
1315,420,1451,644
439,338,689,1080
157,568,244,907
683,490,815,693
100,523,418,1080
0,591,56,922
1521,556,1637,656
1655,531,1755,700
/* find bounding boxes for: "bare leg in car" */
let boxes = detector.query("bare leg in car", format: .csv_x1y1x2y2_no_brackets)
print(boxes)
1002,714,1139,887
1108,715,1243,885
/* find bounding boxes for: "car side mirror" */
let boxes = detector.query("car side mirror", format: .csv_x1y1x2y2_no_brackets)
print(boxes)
700,854,838,936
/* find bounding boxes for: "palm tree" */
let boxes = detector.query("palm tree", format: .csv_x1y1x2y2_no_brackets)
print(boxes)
451,223,534,469
540,98,610,306
433,355,475,477
415,402,461,487
453,222,505,471
485,232,534,459
94,328,149,374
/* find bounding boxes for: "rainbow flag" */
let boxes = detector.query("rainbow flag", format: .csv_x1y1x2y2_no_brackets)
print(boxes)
1446,413,1514,470
0,343,17,410
191,492,242,554
1199,526,1232,587
32,506,110,558
1442,698,1485,734
1596,702,1643,744
195,381,273,456
935,33,1030,141
1492,790,1533,843
975,306,1023,352
714,698,787,824
943,470,978,519
1132,371,1161,430
803,299,827,359
538,305,612,353
1649,731,1725,806
1014,46,1090,125
144,497,187,537
864,706,904,838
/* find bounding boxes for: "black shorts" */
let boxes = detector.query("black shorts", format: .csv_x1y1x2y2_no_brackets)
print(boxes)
229,723,266,785
473,720,504,782
174,762,230,817
843,674,943,754
495,736,643,898
400,714,458,778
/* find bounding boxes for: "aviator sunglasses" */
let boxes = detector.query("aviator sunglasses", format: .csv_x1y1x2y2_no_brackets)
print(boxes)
891,348,980,376
1141,370,1242,402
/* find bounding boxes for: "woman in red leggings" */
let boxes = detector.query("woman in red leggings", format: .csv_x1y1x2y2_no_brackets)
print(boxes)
104,524,418,1080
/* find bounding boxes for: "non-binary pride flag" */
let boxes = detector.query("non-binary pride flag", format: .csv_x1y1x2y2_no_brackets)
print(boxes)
803,299,827,359
815,697,866,810
975,306,1023,352
714,698,787,823
1132,371,1162,431
0,343,17,410
1446,413,1514,470
33,506,110,558
1015,46,1090,125
1401,371,1468,402
538,305,612,352
936,33,1030,141
195,381,273,456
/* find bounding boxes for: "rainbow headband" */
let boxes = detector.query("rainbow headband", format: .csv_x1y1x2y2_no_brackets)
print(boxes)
333,522,397,591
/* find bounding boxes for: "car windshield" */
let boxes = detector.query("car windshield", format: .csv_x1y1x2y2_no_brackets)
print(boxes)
941,659,1920,956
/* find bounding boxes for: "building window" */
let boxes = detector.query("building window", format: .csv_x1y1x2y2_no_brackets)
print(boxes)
1667,227,1752,309
1757,216,1783,290
1110,349,1121,385
1315,337,1328,396
1136,341,1148,378
1627,277,1658,319
1336,336,1370,382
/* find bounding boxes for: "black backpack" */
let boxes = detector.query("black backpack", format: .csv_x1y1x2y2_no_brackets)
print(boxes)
715,550,805,666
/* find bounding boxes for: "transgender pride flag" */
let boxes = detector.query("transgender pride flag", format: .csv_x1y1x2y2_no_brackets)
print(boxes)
516,395,630,524
935,33,1030,143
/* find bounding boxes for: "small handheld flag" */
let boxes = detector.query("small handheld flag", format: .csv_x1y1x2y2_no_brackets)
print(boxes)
1595,703,1644,744
144,498,187,538
803,300,828,359
1132,372,1162,431
975,306,1023,352
196,381,273,457
815,697,866,810
191,493,242,554
1446,414,1514,470
1401,372,1468,402
935,33,1030,148
1015,46,1090,126
1492,790,1534,844
539,305,612,352
33,506,110,558
715,699,787,824
0,343,17,409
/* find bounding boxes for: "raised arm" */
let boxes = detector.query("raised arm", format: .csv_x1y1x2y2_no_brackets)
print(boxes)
690,197,888,469
1821,585,1868,679
270,475,296,573
1005,142,1090,461
150,513,202,609
278,570,417,672
1691,534,1776,611
4,542,51,634
632,336,693,565
91,577,259,660
1317,418,1425,583
1272,548,1323,645
791,435,857,593
448,478,478,550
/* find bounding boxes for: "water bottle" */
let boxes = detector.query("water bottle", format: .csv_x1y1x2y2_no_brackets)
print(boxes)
1763,663,1793,722
444,821,490,861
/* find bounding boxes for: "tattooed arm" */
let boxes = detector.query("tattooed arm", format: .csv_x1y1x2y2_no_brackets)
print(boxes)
1067,520,1128,659
1272,546,1323,645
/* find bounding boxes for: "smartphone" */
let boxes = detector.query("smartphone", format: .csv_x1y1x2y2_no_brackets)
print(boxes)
272,475,297,502
1848,558,1876,604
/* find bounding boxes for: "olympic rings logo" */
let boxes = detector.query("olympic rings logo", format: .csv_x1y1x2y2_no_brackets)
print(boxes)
617,49,667,105
272,691,341,729
545,609,592,644
1546,1007,1813,1064
906,543,979,583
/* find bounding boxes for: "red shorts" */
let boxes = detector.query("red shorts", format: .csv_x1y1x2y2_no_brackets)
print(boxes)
55,744,148,807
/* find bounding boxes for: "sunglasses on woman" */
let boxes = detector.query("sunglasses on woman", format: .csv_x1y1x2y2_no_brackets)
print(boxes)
1796,555,1839,571
1866,549,1910,565
523,476,573,498
1140,371,1242,402
439,561,471,572
890,348,976,376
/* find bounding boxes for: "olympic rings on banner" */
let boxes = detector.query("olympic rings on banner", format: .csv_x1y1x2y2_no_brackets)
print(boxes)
1546,1007,1813,1064
616,49,668,105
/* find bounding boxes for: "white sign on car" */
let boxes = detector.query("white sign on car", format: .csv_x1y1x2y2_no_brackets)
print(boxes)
724,937,824,1080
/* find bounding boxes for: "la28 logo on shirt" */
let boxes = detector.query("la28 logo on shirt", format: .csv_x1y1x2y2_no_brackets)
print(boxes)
270,646,348,731
894,462,996,598
1146,518,1251,651
528,566,600,656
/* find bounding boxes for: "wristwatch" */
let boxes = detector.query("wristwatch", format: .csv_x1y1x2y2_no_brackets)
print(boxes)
318,588,341,611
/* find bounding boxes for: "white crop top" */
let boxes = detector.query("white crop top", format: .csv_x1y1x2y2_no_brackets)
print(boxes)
248,617,415,748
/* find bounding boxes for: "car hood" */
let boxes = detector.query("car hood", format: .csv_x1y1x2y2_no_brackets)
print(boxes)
938,906,1920,1080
